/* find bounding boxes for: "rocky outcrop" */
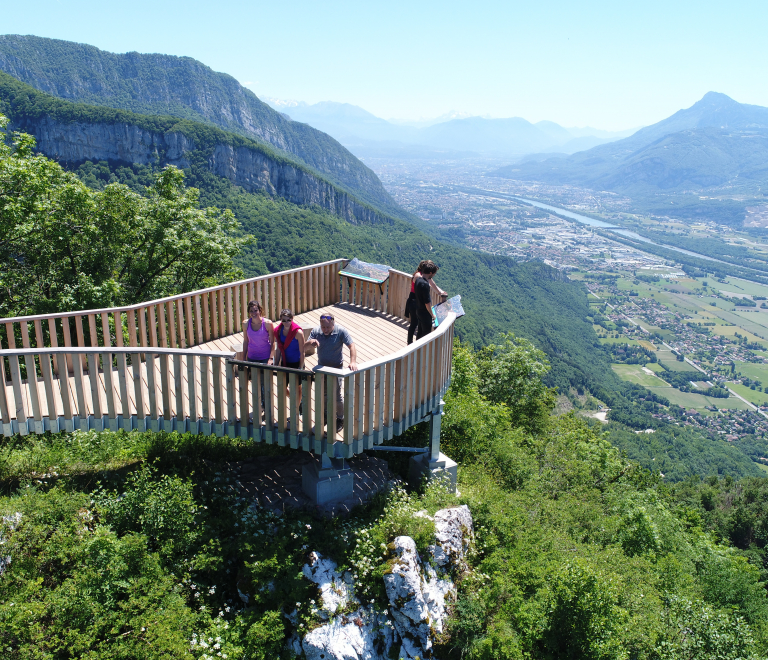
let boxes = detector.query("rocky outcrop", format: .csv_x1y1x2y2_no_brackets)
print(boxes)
294,505,474,660
11,114,390,226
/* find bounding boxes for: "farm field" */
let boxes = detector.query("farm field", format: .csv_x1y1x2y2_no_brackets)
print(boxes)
612,364,669,387
656,350,699,372
646,387,751,410
727,382,768,407
733,362,768,382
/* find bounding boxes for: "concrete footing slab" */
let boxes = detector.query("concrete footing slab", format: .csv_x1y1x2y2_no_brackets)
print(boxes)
408,452,458,492
302,453,354,505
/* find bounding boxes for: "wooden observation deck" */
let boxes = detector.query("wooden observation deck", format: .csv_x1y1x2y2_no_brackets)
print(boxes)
0,260,456,459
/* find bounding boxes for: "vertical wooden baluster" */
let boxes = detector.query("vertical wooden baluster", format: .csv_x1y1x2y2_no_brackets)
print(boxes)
176,299,186,348
314,373,325,453
319,266,326,307
39,352,57,431
32,319,44,351
312,266,319,310
393,358,402,434
71,347,87,429
200,356,210,431
301,373,311,450
0,354,11,434
173,354,184,430
194,296,204,346
343,372,354,447
55,353,73,431
131,352,146,431
326,373,336,445
20,320,31,351
87,352,103,431
157,304,168,348
370,366,380,447
103,349,117,430
101,312,112,348
127,309,138,349
186,296,196,346
405,350,415,426
202,292,211,342
166,301,177,348
150,305,160,347
239,365,249,440
212,356,223,435
86,314,98,350
234,287,241,337
160,353,172,430
264,365,275,443
8,349,27,434
74,315,86,370
276,370,286,446
146,353,158,430
356,368,365,449
187,354,198,434
377,362,387,443
288,372,298,448
251,365,262,441
216,289,225,338
47,319,59,374
225,287,233,336
268,277,276,321
116,350,130,430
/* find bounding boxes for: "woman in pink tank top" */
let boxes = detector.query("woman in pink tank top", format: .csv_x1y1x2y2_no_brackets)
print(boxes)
242,300,275,363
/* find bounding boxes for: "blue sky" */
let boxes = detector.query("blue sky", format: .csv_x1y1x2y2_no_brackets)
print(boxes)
4,0,766,130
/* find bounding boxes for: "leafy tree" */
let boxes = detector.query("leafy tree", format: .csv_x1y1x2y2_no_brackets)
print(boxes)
0,114,245,317
476,333,557,434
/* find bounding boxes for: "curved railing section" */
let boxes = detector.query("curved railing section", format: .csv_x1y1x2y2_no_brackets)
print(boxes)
0,262,455,458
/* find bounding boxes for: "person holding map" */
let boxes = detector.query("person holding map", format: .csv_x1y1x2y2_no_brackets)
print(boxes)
413,261,441,341
407,260,445,344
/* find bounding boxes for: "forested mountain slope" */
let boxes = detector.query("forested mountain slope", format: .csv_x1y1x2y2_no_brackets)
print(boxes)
0,34,398,216
494,92,768,220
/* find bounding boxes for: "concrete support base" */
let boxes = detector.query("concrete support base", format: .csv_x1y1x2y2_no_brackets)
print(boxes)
301,452,354,505
408,452,458,492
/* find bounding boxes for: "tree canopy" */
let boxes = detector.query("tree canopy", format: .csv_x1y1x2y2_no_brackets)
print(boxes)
0,114,245,317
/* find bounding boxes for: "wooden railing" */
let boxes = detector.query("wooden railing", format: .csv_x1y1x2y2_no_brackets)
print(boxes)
0,261,456,456
0,314,455,457
0,259,348,363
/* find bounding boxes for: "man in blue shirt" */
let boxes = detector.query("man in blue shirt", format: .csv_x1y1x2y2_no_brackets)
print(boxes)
307,313,358,433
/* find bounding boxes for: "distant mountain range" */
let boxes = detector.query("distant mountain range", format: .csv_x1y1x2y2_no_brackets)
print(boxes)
0,34,396,214
493,92,768,216
263,98,637,158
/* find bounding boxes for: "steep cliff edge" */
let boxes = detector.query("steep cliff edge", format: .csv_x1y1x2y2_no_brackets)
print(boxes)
0,34,398,216
1,72,391,226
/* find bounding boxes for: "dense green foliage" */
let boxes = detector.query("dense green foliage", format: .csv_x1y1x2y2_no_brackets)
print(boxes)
2,340,767,659
0,35,395,214
0,116,244,317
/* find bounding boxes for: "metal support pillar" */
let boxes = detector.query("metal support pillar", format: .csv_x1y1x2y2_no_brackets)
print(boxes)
409,399,457,492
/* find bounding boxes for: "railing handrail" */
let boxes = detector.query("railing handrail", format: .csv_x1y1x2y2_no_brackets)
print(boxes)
0,258,349,325
0,346,234,358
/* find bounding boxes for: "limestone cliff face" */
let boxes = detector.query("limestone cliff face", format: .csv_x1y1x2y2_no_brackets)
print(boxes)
209,144,386,225
0,35,396,213
12,115,389,226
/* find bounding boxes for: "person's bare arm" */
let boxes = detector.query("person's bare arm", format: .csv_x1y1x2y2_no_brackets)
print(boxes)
296,329,306,370
241,321,249,359
348,343,358,371
428,277,446,296
265,320,275,363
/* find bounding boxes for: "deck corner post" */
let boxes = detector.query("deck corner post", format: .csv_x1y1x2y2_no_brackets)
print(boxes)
429,399,444,462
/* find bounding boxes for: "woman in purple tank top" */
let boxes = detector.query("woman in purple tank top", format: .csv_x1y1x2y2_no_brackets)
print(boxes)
242,300,275,364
